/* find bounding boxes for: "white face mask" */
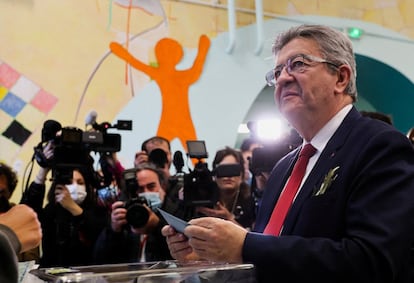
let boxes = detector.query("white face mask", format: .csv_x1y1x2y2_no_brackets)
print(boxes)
138,192,162,210
66,184,87,204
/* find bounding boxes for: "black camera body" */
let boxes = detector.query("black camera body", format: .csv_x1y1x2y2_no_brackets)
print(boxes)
148,148,168,169
51,127,91,184
249,130,302,176
182,141,219,207
34,119,132,185
121,168,155,229
124,196,150,228
183,161,218,207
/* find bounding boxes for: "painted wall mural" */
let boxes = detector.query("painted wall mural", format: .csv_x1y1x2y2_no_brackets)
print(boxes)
1,0,414,204
0,61,58,159
110,35,211,151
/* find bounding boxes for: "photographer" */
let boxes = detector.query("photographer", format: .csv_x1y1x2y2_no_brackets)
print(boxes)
21,142,109,267
93,163,173,263
134,136,188,221
134,136,172,180
196,147,256,230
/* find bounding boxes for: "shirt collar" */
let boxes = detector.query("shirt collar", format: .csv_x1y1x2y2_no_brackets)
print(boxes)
307,104,353,153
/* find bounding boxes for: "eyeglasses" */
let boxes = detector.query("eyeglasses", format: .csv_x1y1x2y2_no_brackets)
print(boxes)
265,54,339,87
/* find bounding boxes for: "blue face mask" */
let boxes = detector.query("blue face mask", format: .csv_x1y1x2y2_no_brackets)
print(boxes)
138,192,162,210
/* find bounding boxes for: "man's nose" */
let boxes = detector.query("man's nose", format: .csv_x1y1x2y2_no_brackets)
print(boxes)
276,66,293,85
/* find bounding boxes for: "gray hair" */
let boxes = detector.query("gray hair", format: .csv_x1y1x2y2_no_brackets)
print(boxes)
272,24,358,101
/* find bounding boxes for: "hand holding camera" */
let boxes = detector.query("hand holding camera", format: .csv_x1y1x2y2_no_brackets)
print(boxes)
110,197,160,234
134,151,149,167
110,201,128,233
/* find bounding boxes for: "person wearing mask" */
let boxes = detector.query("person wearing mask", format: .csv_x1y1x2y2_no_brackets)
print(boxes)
162,24,414,283
93,163,172,263
0,204,42,283
134,136,187,221
21,142,109,267
196,147,256,230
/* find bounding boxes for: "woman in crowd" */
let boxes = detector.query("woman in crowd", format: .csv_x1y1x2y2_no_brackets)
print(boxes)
196,146,256,230
21,142,109,267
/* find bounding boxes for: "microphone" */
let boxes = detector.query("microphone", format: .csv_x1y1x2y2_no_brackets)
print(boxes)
41,120,62,142
85,110,98,128
173,151,184,173
85,110,112,132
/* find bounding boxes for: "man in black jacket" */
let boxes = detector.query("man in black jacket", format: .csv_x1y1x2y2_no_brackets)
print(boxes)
162,24,414,283
94,163,173,263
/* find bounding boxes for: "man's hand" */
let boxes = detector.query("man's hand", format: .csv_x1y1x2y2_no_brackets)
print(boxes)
161,225,199,261
134,151,148,167
110,201,127,232
185,217,247,263
0,204,42,253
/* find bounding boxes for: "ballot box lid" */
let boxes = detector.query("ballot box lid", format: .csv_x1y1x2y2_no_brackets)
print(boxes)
29,260,257,283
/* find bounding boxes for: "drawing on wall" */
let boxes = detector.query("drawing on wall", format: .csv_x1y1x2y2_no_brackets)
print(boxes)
110,34,211,151
111,0,166,17
74,0,168,124
0,61,58,161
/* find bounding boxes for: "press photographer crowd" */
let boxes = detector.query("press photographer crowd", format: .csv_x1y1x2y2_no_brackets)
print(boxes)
3,24,414,283
0,113,298,271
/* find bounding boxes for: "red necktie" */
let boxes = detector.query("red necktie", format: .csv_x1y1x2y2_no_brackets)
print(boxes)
263,143,316,236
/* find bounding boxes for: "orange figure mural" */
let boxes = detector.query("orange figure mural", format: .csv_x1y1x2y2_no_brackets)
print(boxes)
110,35,211,151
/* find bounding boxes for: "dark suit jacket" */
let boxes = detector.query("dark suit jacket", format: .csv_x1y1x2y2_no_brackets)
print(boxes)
244,107,414,283
93,209,173,264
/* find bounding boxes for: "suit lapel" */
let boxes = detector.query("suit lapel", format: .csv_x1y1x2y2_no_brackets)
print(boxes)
281,107,362,234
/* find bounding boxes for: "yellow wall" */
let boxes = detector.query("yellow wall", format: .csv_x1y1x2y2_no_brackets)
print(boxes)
1,0,412,203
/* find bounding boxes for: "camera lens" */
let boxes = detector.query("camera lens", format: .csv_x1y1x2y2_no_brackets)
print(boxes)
148,148,168,168
126,203,150,228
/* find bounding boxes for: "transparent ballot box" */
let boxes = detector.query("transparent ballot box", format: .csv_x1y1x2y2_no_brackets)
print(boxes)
29,260,257,283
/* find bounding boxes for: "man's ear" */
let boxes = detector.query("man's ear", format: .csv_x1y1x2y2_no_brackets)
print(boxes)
334,65,351,94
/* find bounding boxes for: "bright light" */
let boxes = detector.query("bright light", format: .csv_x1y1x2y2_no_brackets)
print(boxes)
238,123,250,134
256,119,289,140
239,118,291,141
346,27,363,39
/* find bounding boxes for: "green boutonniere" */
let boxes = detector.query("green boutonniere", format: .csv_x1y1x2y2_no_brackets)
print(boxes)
314,166,339,196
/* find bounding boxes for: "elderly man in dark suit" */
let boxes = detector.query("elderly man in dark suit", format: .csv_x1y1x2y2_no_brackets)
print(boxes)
161,24,414,283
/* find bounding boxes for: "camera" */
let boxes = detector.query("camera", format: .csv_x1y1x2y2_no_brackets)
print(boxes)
249,130,302,176
51,127,92,184
34,118,132,185
124,196,150,228
148,148,168,169
182,140,219,207
121,168,157,229
213,164,242,178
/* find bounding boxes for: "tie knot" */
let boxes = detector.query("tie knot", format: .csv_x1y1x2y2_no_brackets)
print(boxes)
299,144,316,158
